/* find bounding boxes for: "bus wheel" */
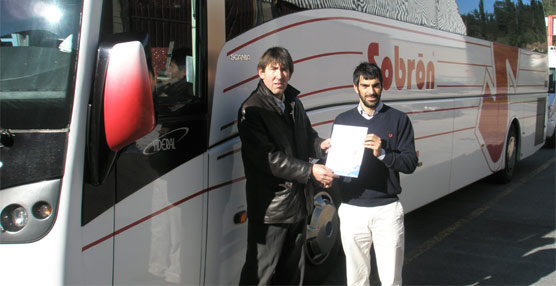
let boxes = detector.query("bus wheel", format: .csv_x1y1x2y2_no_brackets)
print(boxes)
494,126,517,183
304,187,341,284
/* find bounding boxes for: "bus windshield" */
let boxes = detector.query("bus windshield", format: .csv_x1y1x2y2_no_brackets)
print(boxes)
0,0,81,130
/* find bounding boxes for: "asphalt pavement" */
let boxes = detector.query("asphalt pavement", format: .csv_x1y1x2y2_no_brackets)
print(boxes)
321,146,556,285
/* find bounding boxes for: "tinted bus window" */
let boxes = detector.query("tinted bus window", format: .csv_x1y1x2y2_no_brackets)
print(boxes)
101,0,202,119
225,0,467,41
225,0,299,40
458,0,546,52
0,0,81,129
225,0,546,54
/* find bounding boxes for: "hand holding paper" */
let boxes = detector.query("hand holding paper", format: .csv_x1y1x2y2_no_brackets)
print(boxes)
325,124,368,178
320,138,331,154
312,163,337,188
364,133,383,157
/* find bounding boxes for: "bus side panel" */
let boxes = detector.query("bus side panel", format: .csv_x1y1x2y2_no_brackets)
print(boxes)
397,100,455,212
82,208,115,285
82,166,118,285
205,138,248,285
110,154,207,285
516,48,549,153
450,97,492,192
514,94,547,158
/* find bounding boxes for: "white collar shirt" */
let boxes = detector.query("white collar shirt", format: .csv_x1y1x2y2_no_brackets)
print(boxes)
273,95,286,113
357,102,383,120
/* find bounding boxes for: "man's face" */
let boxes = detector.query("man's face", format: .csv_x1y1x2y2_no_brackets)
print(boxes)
165,61,186,80
258,62,290,96
355,76,382,111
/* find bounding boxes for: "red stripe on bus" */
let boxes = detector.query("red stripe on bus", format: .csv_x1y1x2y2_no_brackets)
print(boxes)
295,51,363,64
406,105,479,114
299,85,353,98
309,105,481,127
227,18,324,56
511,99,539,105
475,130,497,173
223,75,259,93
82,176,246,252
437,60,491,68
311,118,477,141
519,114,539,120
436,84,483,88
217,148,241,160
312,120,334,127
220,120,237,130
223,51,361,93
519,68,546,73
415,126,475,140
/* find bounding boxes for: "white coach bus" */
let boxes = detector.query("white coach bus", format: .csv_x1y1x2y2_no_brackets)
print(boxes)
0,0,548,284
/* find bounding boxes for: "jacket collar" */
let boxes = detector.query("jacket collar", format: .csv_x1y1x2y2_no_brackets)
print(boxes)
256,80,300,114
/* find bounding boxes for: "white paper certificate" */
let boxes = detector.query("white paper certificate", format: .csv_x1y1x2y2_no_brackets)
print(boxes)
325,124,368,178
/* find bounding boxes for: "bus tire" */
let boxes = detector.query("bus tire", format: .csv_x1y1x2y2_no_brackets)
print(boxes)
304,185,341,284
493,126,518,183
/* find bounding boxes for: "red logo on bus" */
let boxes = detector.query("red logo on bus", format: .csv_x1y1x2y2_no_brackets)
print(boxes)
478,43,517,163
368,42,435,91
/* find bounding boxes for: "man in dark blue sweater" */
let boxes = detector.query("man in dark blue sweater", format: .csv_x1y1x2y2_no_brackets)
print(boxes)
333,62,418,286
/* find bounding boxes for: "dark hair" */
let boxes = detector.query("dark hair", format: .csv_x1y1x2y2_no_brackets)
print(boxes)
257,46,294,75
171,47,192,70
353,62,383,86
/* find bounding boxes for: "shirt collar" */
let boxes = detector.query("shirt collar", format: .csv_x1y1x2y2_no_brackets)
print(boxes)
257,80,299,113
272,94,286,112
357,102,383,120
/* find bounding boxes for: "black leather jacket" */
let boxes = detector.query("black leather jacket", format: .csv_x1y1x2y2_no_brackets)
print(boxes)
238,81,324,224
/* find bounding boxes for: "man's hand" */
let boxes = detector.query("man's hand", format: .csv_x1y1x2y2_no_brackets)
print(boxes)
320,138,331,154
312,164,338,188
364,133,382,158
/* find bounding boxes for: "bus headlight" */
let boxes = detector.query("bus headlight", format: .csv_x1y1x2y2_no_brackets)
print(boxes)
33,201,52,220
1,204,29,232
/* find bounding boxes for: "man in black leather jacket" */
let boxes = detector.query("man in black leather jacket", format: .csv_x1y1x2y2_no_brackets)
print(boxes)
237,47,337,285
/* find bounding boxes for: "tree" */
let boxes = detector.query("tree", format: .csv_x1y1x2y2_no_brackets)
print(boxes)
544,0,556,16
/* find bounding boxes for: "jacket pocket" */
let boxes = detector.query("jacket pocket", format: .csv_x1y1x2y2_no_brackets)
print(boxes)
265,182,304,223
274,181,293,195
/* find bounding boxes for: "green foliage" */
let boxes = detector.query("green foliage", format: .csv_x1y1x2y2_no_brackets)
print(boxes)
543,0,556,16
462,0,547,52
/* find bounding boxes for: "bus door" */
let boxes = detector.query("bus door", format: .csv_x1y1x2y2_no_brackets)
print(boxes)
96,0,208,284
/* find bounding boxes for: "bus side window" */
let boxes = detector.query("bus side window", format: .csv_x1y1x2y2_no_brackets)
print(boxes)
458,0,547,52
102,0,203,122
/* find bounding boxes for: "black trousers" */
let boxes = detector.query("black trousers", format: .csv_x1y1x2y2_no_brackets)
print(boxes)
239,219,306,285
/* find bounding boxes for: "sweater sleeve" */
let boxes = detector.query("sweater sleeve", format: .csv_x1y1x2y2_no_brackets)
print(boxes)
382,113,418,174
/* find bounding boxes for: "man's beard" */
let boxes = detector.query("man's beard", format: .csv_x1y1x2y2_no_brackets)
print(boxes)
358,90,381,109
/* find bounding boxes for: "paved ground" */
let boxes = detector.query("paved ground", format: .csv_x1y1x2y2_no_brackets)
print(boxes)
322,146,556,285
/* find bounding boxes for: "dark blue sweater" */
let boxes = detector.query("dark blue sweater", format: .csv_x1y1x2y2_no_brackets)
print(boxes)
333,104,418,207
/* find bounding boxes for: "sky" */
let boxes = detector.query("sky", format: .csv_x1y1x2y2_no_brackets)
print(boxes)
457,0,534,14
